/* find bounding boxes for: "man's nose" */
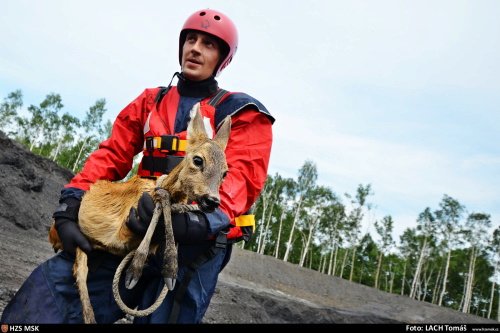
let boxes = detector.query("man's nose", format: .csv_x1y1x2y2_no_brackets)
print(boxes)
190,40,202,53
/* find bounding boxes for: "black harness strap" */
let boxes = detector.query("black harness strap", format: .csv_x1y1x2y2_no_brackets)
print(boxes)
153,72,179,105
168,232,228,323
207,89,228,107
155,86,170,105
141,155,184,175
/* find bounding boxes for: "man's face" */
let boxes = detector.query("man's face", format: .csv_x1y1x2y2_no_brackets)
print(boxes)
181,31,221,81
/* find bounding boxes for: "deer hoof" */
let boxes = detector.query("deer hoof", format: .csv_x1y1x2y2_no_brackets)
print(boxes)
165,277,176,290
124,268,140,290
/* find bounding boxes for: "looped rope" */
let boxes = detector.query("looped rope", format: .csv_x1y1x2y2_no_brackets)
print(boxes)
112,250,169,317
112,175,199,318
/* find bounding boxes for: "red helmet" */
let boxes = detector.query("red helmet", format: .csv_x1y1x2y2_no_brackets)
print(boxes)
179,9,238,77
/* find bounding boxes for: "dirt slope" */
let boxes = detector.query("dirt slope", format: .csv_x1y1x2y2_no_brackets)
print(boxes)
0,130,496,324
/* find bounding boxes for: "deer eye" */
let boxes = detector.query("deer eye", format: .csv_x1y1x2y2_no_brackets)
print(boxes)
193,156,204,168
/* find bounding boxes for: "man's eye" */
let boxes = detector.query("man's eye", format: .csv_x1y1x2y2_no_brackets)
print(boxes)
203,39,217,49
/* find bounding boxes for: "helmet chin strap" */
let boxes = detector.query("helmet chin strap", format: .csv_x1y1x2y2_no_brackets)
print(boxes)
168,72,182,88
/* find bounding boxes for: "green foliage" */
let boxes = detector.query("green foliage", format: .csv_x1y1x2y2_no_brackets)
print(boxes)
0,90,23,134
1,89,109,173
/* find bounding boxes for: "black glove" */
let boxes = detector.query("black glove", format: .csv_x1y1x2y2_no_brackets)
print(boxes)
240,226,254,243
126,192,209,244
239,206,256,243
53,197,92,255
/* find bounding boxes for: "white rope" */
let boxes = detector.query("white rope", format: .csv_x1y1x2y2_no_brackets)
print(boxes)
112,250,170,317
111,174,200,318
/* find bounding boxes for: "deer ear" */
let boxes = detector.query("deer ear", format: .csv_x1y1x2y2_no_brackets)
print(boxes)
187,103,208,142
214,116,231,151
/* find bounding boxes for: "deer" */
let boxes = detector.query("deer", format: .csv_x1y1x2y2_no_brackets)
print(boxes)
48,103,231,323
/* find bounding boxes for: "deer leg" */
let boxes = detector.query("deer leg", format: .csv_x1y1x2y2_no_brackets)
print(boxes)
159,191,177,290
124,201,162,289
74,248,96,324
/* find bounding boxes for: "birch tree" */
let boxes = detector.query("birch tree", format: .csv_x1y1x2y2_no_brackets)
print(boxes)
72,99,107,172
38,94,64,156
299,186,335,267
52,113,80,162
435,195,465,306
357,233,378,285
283,161,317,262
374,215,395,289
399,228,419,296
248,175,294,258
255,174,293,255
25,102,44,151
255,176,275,254
409,208,437,299
487,227,500,319
344,184,373,281
16,93,63,154
319,200,346,276
461,213,491,313
274,208,288,258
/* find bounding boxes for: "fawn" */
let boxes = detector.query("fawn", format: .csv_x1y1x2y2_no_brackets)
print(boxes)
49,104,231,323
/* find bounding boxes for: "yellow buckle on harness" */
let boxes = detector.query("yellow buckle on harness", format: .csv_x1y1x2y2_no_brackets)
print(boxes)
179,140,187,151
235,214,255,232
145,136,188,153
174,138,188,152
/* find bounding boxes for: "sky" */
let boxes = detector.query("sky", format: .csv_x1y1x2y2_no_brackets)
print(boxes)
1,0,499,240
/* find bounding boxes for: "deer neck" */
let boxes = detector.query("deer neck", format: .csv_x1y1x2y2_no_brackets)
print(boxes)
158,162,187,204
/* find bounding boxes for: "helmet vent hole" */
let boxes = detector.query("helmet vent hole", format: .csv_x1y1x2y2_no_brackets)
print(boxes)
214,15,221,20
200,11,206,16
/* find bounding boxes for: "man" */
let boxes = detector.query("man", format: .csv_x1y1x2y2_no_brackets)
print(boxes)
1,8,274,324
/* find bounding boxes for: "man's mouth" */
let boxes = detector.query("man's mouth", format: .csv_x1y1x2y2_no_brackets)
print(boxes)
186,58,202,65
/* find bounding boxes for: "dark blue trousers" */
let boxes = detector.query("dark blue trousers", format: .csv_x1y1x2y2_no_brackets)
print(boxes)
1,241,231,324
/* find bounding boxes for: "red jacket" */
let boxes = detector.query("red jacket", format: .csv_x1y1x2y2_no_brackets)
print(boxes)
65,86,274,240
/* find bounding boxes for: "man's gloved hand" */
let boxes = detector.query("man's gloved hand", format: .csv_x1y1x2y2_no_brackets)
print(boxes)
53,197,92,255
126,192,209,244
126,192,157,236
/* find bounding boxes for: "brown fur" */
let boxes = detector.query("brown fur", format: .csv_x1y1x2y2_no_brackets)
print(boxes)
48,104,231,323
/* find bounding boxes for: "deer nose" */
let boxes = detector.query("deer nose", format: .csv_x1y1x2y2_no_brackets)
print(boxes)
198,195,220,212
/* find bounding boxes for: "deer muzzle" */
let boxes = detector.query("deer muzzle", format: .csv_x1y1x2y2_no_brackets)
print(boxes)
198,195,220,212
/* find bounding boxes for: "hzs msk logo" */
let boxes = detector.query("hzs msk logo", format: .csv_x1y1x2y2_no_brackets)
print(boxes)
1,324,8,333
